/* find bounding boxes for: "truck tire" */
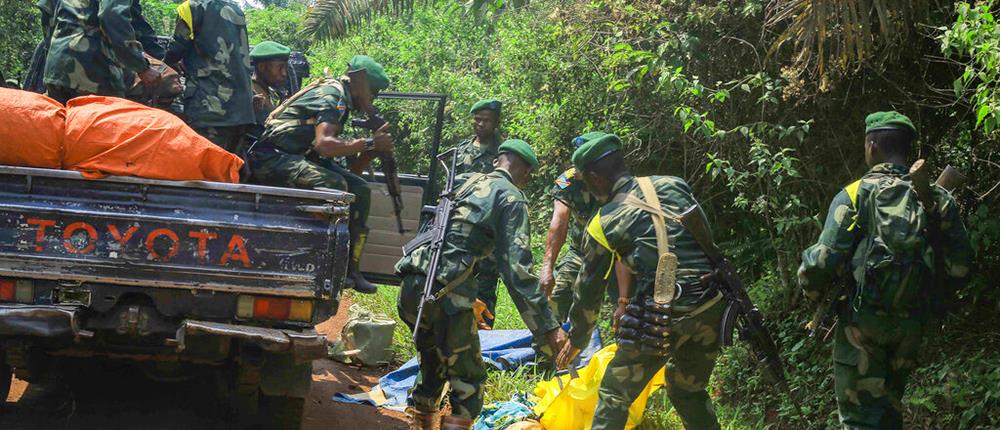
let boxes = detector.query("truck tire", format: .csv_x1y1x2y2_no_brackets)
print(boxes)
259,394,305,430
0,361,10,406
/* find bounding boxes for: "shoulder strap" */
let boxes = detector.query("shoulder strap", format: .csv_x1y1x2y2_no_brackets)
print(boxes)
266,77,343,124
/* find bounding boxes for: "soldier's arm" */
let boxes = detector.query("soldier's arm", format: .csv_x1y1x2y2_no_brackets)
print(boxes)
566,218,614,349
164,2,196,67
938,192,972,283
98,0,151,74
539,199,571,295
797,190,857,301
131,0,165,60
493,196,559,337
313,121,369,157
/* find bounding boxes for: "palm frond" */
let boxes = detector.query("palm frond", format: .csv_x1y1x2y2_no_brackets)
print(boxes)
765,0,932,82
300,0,418,42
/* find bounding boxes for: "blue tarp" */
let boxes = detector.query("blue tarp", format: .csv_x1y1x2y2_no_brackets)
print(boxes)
332,326,602,411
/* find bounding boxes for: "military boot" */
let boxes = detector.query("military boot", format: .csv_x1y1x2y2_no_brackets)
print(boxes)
406,407,438,430
347,226,377,294
440,415,474,430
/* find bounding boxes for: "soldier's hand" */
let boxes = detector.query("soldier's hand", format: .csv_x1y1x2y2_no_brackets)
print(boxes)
372,122,394,153
612,302,627,334
555,341,580,370
544,327,568,356
138,68,162,88
539,267,555,297
472,299,493,330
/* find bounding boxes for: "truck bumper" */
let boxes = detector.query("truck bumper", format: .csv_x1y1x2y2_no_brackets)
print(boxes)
0,304,328,362
175,320,328,362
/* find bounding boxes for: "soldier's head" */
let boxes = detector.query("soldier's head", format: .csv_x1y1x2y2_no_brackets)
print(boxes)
572,132,626,201
346,55,390,114
250,41,291,89
494,139,539,188
470,99,501,140
863,111,916,167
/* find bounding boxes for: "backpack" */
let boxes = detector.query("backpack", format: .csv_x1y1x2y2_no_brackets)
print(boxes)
850,174,934,315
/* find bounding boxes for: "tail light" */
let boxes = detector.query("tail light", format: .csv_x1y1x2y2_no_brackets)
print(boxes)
236,295,313,322
0,279,33,303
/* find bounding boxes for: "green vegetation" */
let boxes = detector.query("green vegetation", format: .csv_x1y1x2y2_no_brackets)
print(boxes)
5,0,998,427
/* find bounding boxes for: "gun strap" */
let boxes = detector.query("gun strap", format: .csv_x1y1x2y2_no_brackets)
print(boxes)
265,77,345,131
620,177,678,305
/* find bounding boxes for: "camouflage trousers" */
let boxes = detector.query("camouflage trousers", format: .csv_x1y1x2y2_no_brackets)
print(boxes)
45,85,99,105
549,247,584,322
834,312,924,430
250,148,371,227
592,297,725,430
194,126,249,157
475,256,499,328
398,274,487,419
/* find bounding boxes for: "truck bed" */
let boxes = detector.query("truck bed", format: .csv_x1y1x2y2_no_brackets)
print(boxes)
0,166,352,299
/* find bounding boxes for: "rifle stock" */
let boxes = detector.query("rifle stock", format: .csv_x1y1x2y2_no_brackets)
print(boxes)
350,109,406,233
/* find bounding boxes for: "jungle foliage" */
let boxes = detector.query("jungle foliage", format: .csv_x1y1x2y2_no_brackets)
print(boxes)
3,0,998,427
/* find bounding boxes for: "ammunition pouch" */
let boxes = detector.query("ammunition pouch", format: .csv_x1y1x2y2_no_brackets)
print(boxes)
616,296,675,355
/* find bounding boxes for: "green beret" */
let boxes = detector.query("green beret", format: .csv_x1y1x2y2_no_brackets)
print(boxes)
572,132,622,170
348,55,391,92
865,111,916,136
470,99,502,115
498,139,539,170
250,41,291,61
572,131,605,148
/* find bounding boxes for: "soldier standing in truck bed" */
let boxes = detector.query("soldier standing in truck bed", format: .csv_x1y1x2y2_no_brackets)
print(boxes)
41,0,162,104
249,41,290,127
165,0,254,155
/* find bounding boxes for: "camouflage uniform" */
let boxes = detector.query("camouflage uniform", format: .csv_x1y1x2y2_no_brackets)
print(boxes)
252,77,283,126
165,0,254,153
250,79,370,231
568,175,723,430
395,169,559,419
548,166,604,322
42,0,152,103
451,133,502,326
799,163,971,429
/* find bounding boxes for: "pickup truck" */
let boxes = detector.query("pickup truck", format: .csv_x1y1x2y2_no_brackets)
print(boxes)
0,92,447,428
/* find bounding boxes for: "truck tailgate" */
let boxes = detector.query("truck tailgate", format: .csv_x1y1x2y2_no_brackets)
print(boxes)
0,166,352,299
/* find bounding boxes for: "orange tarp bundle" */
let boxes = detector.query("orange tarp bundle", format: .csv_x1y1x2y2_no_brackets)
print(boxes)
63,96,243,183
0,88,65,169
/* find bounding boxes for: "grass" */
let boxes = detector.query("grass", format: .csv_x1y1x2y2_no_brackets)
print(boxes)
346,284,757,429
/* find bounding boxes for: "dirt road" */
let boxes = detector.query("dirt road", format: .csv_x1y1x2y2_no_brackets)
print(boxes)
0,299,407,429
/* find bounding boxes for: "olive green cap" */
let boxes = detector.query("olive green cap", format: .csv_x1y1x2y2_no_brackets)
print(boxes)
250,41,291,61
498,139,539,169
865,111,916,136
572,131,605,148
348,55,391,92
572,132,622,170
470,99,502,115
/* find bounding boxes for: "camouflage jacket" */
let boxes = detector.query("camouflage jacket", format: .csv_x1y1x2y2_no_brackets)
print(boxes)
252,77,283,126
798,163,972,312
166,0,254,128
549,166,601,253
453,134,501,176
42,0,151,96
260,78,352,154
567,175,713,348
395,169,559,336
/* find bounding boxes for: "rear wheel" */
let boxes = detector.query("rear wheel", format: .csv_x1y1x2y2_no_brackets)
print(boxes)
259,394,305,430
0,360,11,406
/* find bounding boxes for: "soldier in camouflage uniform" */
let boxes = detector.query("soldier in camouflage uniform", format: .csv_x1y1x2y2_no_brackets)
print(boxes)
165,0,254,154
248,41,289,127
556,133,726,430
799,111,971,430
396,140,567,430
42,0,163,104
249,55,393,294
449,99,504,328
539,132,609,322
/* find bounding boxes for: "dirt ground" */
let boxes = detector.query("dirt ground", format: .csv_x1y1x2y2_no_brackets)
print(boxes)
0,298,407,429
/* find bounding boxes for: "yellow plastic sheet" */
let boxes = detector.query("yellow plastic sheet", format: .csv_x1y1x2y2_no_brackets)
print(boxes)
532,344,665,430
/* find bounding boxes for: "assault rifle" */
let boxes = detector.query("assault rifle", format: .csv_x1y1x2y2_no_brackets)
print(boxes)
806,162,967,338
349,108,406,234
679,205,790,391
411,148,460,344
